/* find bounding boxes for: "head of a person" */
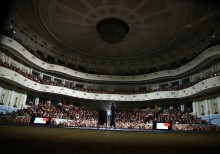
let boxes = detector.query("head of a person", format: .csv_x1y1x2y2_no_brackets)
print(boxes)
111,102,116,108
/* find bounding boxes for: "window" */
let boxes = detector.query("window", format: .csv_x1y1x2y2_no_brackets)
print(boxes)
54,78,62,84
160,83,169,90
43,75,51,81
75,84,84,88
172,81,179,87
32,70,40,77
182,78,190,84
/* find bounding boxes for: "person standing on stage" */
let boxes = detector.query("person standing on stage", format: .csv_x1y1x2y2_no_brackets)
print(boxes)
110,102,116,129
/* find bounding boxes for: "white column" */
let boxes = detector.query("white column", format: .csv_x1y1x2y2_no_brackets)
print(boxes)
6,91,14,107
192,102,196,115
51,76,54,82
195,102,199,116
18,94,24,109
208,99,214,115
0,87,2,104
5,91,12,106
180,104,185,112
9,91,15,107
0,87,2,95
190,75,192,82
7,57,11,63
204,100,209,115
29,68,32,74
62,79,65,85
35,97,39,106
217,97,220,114
40,72,43,79
21,94,27,109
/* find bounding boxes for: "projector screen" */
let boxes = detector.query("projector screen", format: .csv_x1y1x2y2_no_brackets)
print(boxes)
153,122,172,130
29,116,51,125
34,117,50,124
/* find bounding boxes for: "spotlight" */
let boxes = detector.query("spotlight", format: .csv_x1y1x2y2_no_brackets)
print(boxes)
107,111,110,116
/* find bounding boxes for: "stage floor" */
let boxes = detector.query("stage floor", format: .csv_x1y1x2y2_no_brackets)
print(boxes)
0,124,219,154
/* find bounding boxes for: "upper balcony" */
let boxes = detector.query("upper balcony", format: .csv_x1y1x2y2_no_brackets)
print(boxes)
1,61,220,101
1,34,220,83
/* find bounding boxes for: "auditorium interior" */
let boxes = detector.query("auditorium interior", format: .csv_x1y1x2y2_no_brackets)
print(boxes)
0,0,220,153
0,0,220,154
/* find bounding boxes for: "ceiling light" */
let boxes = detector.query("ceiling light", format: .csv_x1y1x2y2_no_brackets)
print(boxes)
96,18,129,44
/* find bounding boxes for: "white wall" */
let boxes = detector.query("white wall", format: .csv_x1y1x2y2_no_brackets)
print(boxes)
0,86,27,109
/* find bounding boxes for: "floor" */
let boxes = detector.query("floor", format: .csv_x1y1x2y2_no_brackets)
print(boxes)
0,124,219,154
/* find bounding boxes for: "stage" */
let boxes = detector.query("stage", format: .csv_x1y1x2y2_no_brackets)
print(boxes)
0,123,219,154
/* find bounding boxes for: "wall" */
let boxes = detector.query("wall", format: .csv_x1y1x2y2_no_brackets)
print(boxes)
0,86,27,111
200,115,220,126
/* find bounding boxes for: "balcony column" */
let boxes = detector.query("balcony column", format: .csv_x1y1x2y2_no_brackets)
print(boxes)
6,91,15,107
216,97,220,114
204,100,209,115
195,102,199,116
180,104,185,112
192,102,196,115
20,94,27,109
35,97,39,106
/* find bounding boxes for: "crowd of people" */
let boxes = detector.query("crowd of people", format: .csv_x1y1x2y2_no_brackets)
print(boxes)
0,101,219,132
1,57,220,95
1,30,220,132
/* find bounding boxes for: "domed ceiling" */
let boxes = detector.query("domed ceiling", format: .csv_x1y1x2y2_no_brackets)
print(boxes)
9,0,219,60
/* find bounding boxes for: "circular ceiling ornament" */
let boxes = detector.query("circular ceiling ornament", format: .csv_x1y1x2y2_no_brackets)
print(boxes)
96,18,129,44
15,0,199,60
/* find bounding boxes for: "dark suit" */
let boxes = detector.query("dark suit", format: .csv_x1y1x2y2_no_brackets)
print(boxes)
110,103,116,128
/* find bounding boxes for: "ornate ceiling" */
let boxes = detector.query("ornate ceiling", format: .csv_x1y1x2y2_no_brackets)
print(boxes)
8,0,220,61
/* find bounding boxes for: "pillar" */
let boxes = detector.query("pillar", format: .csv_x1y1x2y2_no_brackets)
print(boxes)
0,87,2,104
195,102,199,116
192,102,196,115
204,100,209,115
6,91,15,107
0,87,2,96
35,97,39,106
217,97,220,114
21,94,27,109
9,91,16,107
18,94,26,109
180,104,185,112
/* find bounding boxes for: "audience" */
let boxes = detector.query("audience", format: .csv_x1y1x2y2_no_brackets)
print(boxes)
0,101,218,132
0,33,219,132
1,58,220,95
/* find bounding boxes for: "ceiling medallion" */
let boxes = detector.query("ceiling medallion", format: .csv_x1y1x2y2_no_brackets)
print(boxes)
96,18,129,44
